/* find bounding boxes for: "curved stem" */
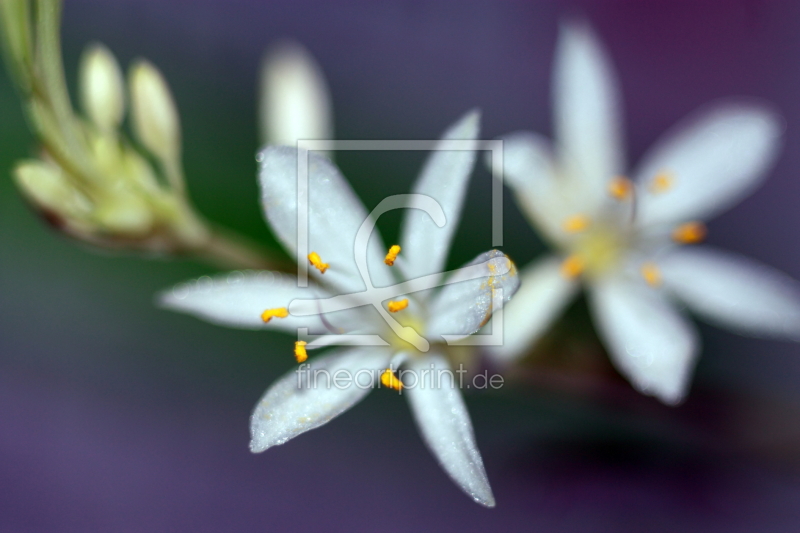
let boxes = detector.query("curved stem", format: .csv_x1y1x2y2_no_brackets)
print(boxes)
198,225,294,272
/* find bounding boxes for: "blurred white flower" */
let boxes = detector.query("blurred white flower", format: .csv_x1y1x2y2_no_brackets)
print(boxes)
259,40,333,157
161,111,520,506
491,21,800,405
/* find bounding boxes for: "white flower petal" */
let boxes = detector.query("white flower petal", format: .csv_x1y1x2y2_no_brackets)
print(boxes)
258,146,393,293
426,250,521,341
259,40,333,155
660,246,800,340
490,132,554,195
588,276,699,405
488,256,579,363
400,110,480,280
250,347,393,452
159,271,335,333
553,21,625,207
488,132,571,243
403,353,494,507
634,103,782,227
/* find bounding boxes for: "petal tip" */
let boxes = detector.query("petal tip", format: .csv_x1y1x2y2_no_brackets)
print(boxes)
474,488,496,508
447,108,481,140
709,100,785,140
259,144,308,173
255,146,270,164
655,387,687,407
249,421,273,453
248,437,269,454
558,17,598,48
463,107,481,126
154,289,172,309
637,376,689,406
155,283,189,311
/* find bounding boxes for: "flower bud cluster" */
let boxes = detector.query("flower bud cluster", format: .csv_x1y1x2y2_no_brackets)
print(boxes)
0,0,288,270
11,40,208,252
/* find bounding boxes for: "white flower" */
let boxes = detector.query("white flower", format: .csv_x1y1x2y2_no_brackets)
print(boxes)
491,22,800,405
160,111,520,506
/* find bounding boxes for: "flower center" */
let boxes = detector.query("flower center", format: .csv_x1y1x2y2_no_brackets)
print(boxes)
562,222,628,279
385,305,427,353
557,173,708,284
380,244,428,352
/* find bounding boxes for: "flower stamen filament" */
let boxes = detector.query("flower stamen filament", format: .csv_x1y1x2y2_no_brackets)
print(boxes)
640,262,662,287
387,298,409,313
384,244,401,266
294,341,308,363
562,214,591,233
672,221,706,244
380,369,403,391
649,172,674,194
307,251,329,273
560,255,585,279
608,176,633,200
261,307,289,323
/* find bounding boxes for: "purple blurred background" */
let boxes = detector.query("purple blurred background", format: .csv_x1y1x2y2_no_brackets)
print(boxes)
2,0,800,531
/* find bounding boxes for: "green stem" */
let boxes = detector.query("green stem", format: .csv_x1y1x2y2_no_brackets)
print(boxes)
0,0,34,88
199,225,293,272
34,0,76,145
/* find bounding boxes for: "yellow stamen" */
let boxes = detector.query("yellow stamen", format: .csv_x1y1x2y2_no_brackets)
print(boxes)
380,369,403,391
261,307,289,323
649,172,674,194
608,176,633,200
294,341,308,363
641,262,662,287
384,244,401,266
672,221,707,244
560,255,585,279
562,214,591,233
387,299,409,313
307,252,329,274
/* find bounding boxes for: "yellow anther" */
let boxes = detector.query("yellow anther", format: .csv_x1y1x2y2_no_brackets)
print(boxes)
641,262,662,287
387,299,409,313
672,221,707,244
649,172,674,194
294,341,308,363
261,307,289,323
608,176,633,200
560,255,585,279
307,251,329,274
380,369,403,391
562,214,591,233
384,245,401,266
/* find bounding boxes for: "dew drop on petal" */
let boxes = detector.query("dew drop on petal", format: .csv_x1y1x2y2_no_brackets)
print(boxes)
257,271,275,285
196,275,213,292
171,283,190,300
227,270,245,284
